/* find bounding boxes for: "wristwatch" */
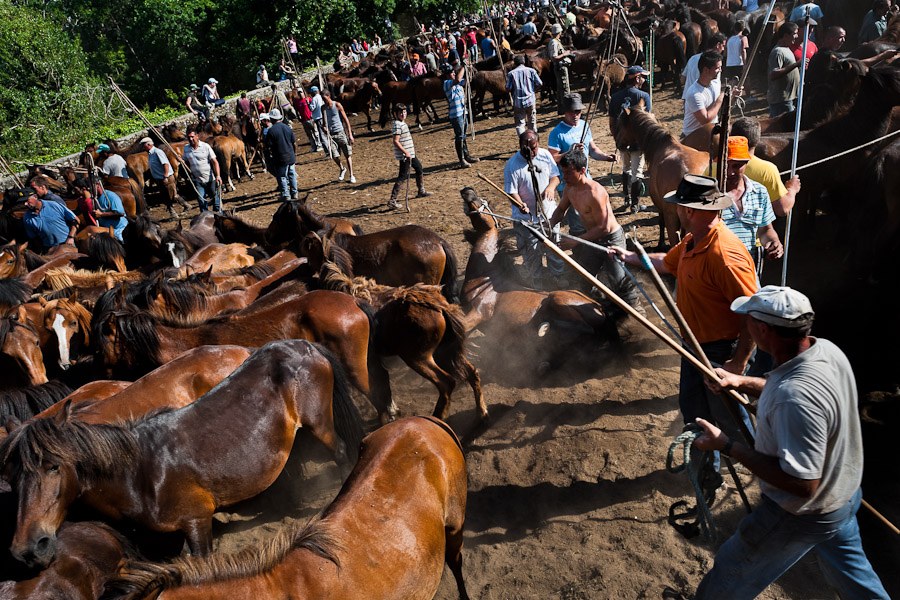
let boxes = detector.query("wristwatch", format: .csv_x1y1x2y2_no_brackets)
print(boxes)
722,438,735,457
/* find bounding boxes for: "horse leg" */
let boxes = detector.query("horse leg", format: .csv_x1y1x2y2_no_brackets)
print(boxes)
367,356,398,425
462,357,487,421
300,403,349,471
446,527,471,600
407,356,457,421
182,515,213,557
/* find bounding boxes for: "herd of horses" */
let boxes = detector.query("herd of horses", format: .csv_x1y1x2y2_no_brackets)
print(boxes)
3,0,900,597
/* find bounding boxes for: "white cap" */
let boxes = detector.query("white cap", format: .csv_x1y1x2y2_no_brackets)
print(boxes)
731,286,814,328
268,108,283,120
208,78,218,84
259,113,270,120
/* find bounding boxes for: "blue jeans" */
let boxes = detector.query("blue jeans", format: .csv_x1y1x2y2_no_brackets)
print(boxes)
696,489,888,599
768,100,795,118
192,175,220,212
450,114,467,141
274,163,297,200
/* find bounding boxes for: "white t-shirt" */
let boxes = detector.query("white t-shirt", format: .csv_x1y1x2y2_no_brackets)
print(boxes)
183,141,216,182
503,148,560,222
100,153,128,178
682,79,721,137
681,53,722,100
726,35,746,67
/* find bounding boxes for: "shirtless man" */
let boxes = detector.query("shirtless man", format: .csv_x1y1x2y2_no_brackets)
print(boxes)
549,148,639,307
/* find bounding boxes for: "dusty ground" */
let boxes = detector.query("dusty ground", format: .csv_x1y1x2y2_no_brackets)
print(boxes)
146,78,899,599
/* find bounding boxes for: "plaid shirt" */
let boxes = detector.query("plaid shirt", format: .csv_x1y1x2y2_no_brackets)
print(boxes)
444,79,466,119
722,176,775,251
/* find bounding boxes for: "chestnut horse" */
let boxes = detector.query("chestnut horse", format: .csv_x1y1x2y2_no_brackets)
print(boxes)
104,416,470,600
1,339,365,567
614,107,709,247
0,313,49,390
32,295,92,373
267,201,459,303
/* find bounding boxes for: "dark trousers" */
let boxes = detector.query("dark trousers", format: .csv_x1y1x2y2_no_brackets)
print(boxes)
391,156,424,199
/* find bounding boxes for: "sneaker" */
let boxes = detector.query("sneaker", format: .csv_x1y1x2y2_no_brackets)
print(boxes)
338,167,347,181
349,175,356,184
388,200,402,209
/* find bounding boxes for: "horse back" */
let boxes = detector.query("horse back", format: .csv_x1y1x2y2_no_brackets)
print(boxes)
344,225,448,287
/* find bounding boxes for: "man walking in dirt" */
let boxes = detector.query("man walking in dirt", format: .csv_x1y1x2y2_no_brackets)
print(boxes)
388,103,433,209
141,137,190,217
321,90,356,184
183,127,223,212
263,109,298,201
442,63,479,168
691,286,889,600
506,55,543,136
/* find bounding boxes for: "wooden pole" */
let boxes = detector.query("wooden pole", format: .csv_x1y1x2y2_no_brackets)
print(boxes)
477,172,527,211
315,58,334,153
0,153,24,187
737,1,778,91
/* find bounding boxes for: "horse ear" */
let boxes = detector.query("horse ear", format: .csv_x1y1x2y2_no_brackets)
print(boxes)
17,242,27,254
15,305,26,323
68,289,79,304
54,400,73,426
202,266,213,284
105,274,115,290
38,296,48,307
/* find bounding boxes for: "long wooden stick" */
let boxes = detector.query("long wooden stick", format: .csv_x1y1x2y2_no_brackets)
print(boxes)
477,172,527,210
0,153,24,187
737,1,778,90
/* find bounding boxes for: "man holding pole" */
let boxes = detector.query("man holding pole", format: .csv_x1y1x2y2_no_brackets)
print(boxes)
442,63,479,168
612,174,757,493
690,286,889,600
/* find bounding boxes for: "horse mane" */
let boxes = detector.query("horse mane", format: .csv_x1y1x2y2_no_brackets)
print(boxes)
88,232,127,272
127,214,160,239
164,229,204,256
0,381,73,422
96,306,163,366
0,278,31,311
212,261,275,280
22,247,48,271
107,520,342,600
0,411,139,484
622,108,675,149
41,297,93,346
137,276,215,327
294,200,327,232
43,267,144,292
320,260,381,303
0,315,37,348
317,233,354,277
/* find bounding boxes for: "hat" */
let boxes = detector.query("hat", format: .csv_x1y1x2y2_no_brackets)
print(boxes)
441,63,454,74
268,108,283,120
551,23,563,34
793,16,818,26
140,137,153,145
412,53,420,59
731,285,814,328
310,86,319,92
208,78,218,84
14,188,35,202
726,136,751,161
625,65,650,78
562,92,586,112
259,64,266,69
663,174,733,210
259,112,270,120
97,143,111,152
189,83,199,90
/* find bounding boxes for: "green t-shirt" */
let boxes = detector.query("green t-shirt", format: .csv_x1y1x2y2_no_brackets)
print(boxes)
767,46,799,105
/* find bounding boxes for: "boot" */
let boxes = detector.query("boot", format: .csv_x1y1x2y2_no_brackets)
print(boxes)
455,140,471,168
462,140,479,163
630,179,646,213
621,173,632,209
388,180,402,208
415,174,433,197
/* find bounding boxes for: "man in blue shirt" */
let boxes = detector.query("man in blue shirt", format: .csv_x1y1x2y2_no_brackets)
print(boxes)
506,55,542,136
442,64,479,168
91,183,128,242
609,66,652,213
23,190,79,251
30,177,66,206
522,15,537,36
141,137,189,217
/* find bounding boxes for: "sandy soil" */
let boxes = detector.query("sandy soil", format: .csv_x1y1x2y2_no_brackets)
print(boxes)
144,77,899,599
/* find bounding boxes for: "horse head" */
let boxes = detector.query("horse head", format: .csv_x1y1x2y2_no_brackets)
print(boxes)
459,187,497,231
0,313,48,387
40,293,90,371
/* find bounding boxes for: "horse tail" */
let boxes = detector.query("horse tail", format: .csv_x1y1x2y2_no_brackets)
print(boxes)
128,176,147,214
439,238,460,304
355,299,379,356
0,380,73,421
434,302,470,383
674,33,687,74
699,19,713,52
311,342,364,462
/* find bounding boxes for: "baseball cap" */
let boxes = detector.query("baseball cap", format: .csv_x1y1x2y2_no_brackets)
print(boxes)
731,286,814,327
626,65,650,78
310,86,319,92
140,137,153,145
97,143,111,152
208,78,218,84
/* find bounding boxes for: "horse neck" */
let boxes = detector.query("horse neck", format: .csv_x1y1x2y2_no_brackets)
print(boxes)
465,226,500,280
629,114,673,162
814,73,898,144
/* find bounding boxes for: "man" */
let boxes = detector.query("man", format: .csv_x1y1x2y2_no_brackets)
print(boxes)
263,109,299,200
256,64,272,88
294,86,321,153
389,103,433,208
320,91,356,184
612,175,758,490
548,93,616,233
818,25,846,51
522,15,538,35
202,78,226,107
185,84,209,122
549,149,639,306
730,117,800,217
423,42,439,72
466,27,480,63
506,54,543,136
141,137,189,216
504,130,565,288
767,22,803,118
724,22,749,83
22,189,79,252
97,144,128,179
859,0,891,43
308,86,328,152
481,30,497,60
30,176,66,206
270,84,297,122
691,286,889,600
789,1,823,25
682,51,725,138
789,18,818,67
609,66,652,213
721,136,783,277
88,181,128,241
183,128,223,212
236,92,252,120
682,34,726,98
547,24,572,114
442,64,479,168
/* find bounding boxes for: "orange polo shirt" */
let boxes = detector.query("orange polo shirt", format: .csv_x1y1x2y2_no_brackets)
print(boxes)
663,221,759,344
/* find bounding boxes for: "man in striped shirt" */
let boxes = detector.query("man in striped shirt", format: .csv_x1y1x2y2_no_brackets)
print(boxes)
442,63,479,168
389,104,433,209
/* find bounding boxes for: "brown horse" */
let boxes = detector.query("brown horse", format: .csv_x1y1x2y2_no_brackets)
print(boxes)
614,107,709,247
0,521,131,600
267,201,459,302
319,254,487,424
264,197,361,239
33,295,92,373
655,29,687,89
0,313,49,390
209,134,254,193
338,80,382,133
93,289,372,399
36,345,252,424
1,339,364,567
104,416,470,600
458,188,620,366
0,242,85,288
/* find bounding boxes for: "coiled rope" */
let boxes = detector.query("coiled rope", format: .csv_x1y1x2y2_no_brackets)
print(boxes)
666,425,717,541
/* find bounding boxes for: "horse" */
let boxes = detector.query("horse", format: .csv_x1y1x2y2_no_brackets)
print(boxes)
35,345,253,424
92,289,372,400
319,254,487,424
458,188,621,370
338,80,382,133
0,381,72,429
209,134,254,193
1,339,365,567
614,107,709,247
0,278,31,314
0,521,132,600
0,242,85,288
74,229,127,273
103,416,470,600
471,69,511,117
237,115,265,171
33,294,92,373
212,212,273,250
266,201,459,303
0,313,49,390
655,29,687,89
265,197,362,239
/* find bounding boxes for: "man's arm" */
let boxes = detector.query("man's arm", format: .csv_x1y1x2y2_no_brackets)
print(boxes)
542,176,560,202
772,175,799,216
548,187,571,227
692,417,821,497
610,246,671,274
209,154,222,181
769,57,802,80
393,133,412,159
691,89,725,125
722,314,755,375
588,140,617,162
758,223,783,260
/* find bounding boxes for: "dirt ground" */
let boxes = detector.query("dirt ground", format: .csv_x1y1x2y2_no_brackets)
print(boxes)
146,78,900,599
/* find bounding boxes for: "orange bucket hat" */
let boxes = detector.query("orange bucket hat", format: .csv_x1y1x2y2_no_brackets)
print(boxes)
727,136,752,161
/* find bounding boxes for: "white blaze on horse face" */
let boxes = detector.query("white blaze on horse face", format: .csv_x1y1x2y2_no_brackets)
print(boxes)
52,313,70,369
166,242,181,268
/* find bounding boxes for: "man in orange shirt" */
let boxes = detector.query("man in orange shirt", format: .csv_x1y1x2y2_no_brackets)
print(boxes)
613,174,758,491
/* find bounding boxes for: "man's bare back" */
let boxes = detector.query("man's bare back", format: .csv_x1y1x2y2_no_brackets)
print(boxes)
551,163,620,248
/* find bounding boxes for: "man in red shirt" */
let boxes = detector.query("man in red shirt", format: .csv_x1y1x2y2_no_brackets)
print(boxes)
789,18,818,68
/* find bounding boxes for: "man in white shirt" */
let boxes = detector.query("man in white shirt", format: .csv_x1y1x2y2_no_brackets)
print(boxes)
682,51,725,138
97,144,128,178
183,128,223,212
681,34,726,99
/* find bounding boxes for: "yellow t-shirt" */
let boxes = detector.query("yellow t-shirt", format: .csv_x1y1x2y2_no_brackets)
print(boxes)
705,156,788,204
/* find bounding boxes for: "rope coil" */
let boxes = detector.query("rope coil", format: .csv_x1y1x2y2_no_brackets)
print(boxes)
666,425,717,541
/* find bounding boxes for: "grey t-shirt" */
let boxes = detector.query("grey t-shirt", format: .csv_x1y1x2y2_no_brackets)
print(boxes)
756,338,863,515
767,46,800,105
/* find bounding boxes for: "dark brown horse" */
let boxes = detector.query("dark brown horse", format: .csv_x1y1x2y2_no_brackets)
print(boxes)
104,416,470,600
1,339,364,567
267,201,459,302
319,255,487,423
0,521,131,600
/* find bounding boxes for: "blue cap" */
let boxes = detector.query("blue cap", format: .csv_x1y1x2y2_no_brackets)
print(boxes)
626,65,650,78
97,143,111,152
310,86,319,92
